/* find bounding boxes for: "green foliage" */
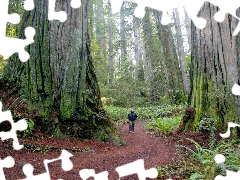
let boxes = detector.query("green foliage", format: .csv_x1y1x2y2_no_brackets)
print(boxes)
22,118,35,137
198,116,216,134
137,104,184,119
198,116,217,148
100,67,150,107
185,53,191,72
155,156,197,179
0,56,6,76
182,108,196,130
181,138,240,179
32,147,49,154
104,105,184,125
189,173,204,180
104,105,129,122
143,116,182,135
6,0,24,38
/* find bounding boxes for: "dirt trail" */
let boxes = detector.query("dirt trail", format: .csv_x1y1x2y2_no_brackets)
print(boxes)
2,120,177,180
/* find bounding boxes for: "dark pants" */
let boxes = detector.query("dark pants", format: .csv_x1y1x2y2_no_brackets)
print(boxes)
129,120,135,132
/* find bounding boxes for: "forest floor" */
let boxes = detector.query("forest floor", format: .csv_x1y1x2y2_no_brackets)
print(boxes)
1,119,211,180
0,80,212,179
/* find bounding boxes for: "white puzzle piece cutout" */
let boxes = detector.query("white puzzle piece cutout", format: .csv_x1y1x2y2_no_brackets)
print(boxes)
79,169,109,180
232,83,240,96
0,0,35,62
21,150,74,180
24,0,35,11
215,154,240,179
220,122,240,138
116,159,158,180
0,0,82,62
0,101,28,150
0,156,15,180
111,0,206,28
111,0,240,34
48,0,81,22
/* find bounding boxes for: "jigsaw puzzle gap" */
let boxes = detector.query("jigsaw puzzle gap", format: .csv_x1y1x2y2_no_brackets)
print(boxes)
0,156,15,180
115,159,158,180
24,0,34,11
21,150,74,180
79,169,109,180
0,101,28,150
71,0,81,8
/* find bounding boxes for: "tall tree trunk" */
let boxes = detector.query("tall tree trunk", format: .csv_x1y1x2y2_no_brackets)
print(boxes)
153,10,185,104
173,8,190,94
183,7,191,48
120,4,127,67
189,2,240,132
107,0,114,84
95,0,107,59
133,16,144,81
3,0,115,140
142,8,160,101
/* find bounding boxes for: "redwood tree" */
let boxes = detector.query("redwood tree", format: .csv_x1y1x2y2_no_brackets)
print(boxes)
189,2,240,133
3,0,115,140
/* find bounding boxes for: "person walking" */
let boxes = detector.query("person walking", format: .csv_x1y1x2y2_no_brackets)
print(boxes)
128,109,137,133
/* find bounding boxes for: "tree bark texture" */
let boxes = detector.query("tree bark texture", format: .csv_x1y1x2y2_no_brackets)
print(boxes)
183,7,191,48
153,10,185,104
107,0,114,84
133,16,144,81
3,0,115,140
173,8,190,94
120,4,127,67
189,2,240,130
95,0,107,59
142,9,163,101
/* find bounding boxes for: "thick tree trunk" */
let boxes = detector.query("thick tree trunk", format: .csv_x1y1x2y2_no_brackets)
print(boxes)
3,0,115,140
189,2,240,132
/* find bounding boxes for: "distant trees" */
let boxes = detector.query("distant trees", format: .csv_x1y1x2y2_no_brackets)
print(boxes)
90,1,189,107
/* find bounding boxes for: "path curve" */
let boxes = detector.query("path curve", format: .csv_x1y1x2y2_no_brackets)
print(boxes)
2,120,176,180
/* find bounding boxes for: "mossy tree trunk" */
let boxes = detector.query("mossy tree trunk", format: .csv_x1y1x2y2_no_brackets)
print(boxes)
189,2,240,133
3,0,115,140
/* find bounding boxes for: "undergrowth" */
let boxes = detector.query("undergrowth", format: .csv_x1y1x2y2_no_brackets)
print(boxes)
182,138,240,179
104,104,184,125
155,137,240,180
143,116,182,135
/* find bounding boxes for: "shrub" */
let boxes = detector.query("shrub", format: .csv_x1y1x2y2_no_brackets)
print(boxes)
182,108,196,130
143,116,182,135
21,118,35,137
182,138,240,179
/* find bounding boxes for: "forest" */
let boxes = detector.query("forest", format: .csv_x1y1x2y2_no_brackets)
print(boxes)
0,0,240,179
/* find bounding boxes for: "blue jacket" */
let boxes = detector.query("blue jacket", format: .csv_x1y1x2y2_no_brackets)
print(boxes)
128,112,137,121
